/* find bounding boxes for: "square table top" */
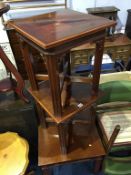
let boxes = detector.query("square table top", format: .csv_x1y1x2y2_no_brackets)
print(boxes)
8,9,116,49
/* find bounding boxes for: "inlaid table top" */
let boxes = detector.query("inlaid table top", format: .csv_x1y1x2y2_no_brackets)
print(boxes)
8,9,116,49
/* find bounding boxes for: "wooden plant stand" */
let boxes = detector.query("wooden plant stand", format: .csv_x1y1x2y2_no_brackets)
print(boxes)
7,8,116,173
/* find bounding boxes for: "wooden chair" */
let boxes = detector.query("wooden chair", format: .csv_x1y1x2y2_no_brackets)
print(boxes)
0,46,29,102
96,72,131,174
0,2,29,103
103,155,131,175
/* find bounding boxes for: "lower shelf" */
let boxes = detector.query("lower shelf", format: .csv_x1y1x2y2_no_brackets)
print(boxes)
38,123,106,167
29,81,102,124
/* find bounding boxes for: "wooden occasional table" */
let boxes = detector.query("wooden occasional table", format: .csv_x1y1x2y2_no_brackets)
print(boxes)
7,9,116,172
87,6,120,19
87,6,120,36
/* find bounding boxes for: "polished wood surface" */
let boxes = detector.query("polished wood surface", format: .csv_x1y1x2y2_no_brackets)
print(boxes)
7,9,116,154
38,124,106,167
7,29,47,80
29,81,102,123
8,9,115,49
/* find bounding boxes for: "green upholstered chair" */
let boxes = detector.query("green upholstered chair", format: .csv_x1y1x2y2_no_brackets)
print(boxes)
103,156,131,175
96,72,131,175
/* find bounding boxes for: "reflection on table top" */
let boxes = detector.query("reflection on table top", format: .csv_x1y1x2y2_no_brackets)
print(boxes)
8,9,116,49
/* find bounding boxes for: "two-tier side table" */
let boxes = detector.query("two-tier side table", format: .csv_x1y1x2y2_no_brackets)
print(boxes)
7,9,116,173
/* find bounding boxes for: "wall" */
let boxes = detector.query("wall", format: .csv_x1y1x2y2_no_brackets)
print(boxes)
71,0,131,27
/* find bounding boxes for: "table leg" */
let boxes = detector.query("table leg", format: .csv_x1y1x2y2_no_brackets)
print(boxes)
92,38,105,94
19,41,38,90
57,123,67,154
46,55,62,117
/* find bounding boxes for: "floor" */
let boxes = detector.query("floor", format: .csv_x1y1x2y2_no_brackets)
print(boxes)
32,161,104,175
51,161,104,175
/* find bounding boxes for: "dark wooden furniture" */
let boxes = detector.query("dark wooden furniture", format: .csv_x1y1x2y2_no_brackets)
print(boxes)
71,33,131,69
38,121,119,174
7,6,115,158
87,6,119,19
7,8,117,174
125,9,131,39
5,0,67,80
0,2,28,103
6,29,47,79
87,6,120,36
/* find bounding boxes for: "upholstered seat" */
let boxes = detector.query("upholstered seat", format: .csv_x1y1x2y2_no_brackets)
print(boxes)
103,156,131,175
98,110,131,144
97,72,131,174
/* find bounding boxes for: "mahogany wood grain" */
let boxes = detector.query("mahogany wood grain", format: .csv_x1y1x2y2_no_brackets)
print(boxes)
8,9,116,49
28,81,102,123
7,9,116,155
46,55,62,117
38,124,106,167
20,41,38,90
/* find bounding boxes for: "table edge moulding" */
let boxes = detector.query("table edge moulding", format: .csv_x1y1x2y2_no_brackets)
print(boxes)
7,8,116,156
